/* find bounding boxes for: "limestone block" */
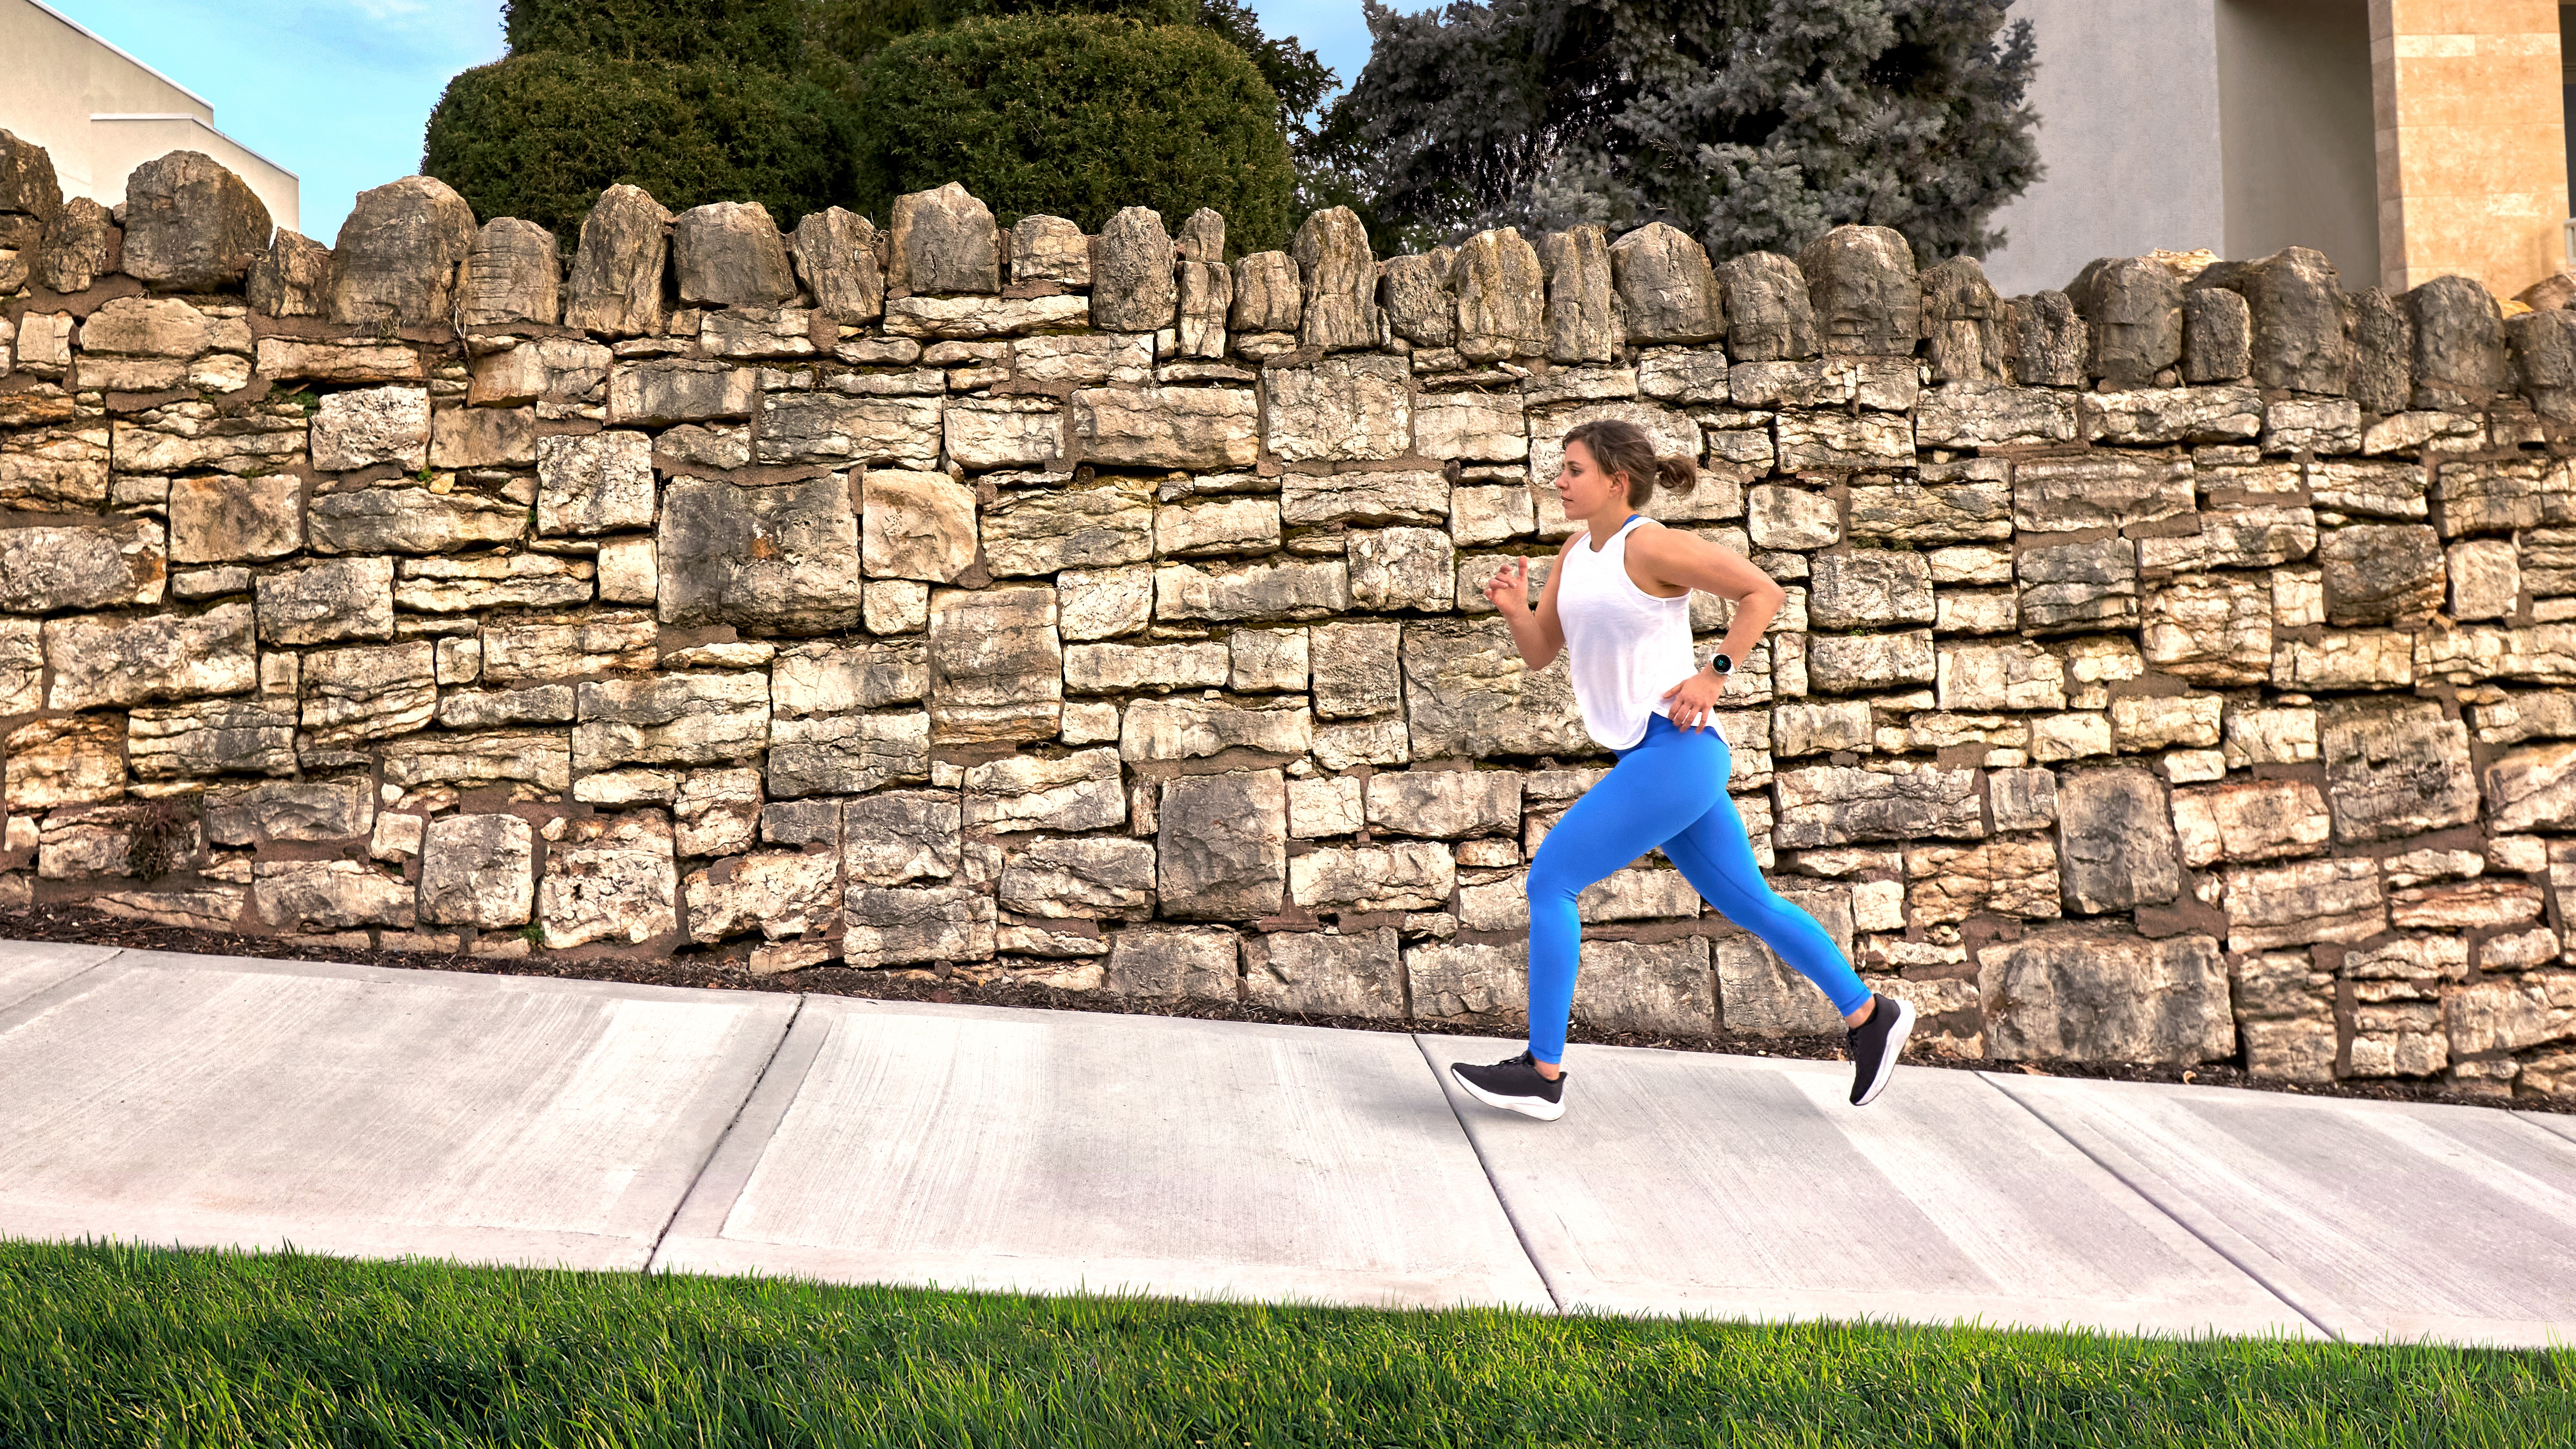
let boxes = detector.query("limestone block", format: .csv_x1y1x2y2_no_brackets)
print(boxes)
1920,255,2006,383
2002,291,2086,386
248,558,391,648
700,307,814,359
2261,398,2361,455
1990,766,2059,832
379,731,571,794
671,767,761,857
529,431,654,538
2409,273,2504,411
1092,206,1176,330
239,227,335,321
1291,208,1378,351
1414,391,1527,462
470,336,613,406
670,201,795,307
688,851,838,944
1716,937,1845,1037
1074,386,1258,469
296,641,435,747
572,672,770,772
1610,222,1724,345
2070,256,2182,386
1236,923,1401,1015
1572,938,1714,1036
2136,506,2318,573
303,486,523,559
121,151,271,290
1449,485,1535,548
1365,770,1520,839
2444,974,2576,1057
754,392,940,468
842,883,995,967
253,859,415,932
839,790,961,887
419,813,534,929
428,406,536,470
3,718,122,812
1805,630,1934,694
769,640,926,718
434,681,578,730
1230,250,1302,333
882,293,1089,340
982,481,1152,576
1158,769,1286,919
2180,285,2251,382
889,183,1000,295
1401,620,1591,758
1716,251,1816,361
1539,225,1620,363
1904,835,2063,925
36,195,116,294
2316,697,2475,844
1774,412,1913,472
1009,214,1088,288
1157,498,1280,559
2016,538,2138,635
1976,928,2232,1063
999,836,1156,919
658,476,863,633
0,421,107,514
1846,468,2012,546
2390,879,2544,933
1379,251,1453,347
1772,699,1871,756
2050,766,2182,914
1912,384,2080,449
2141,574,2273,685
1288,775,1364,838
2011,455,2193,533
2312,460,2428,521
1063,642,1228,694
2109,695,2221,752
0,517,162,614
1009,333,1152,387
532,813,677,948
1102,923,1231,990
789,208,883,325
1348,528,1455,611
1451,227,1546,361
2484,740,2576,833
477,611,655,685
607,360,758,427
2273,630,2412,691
1311,621,1403,719
1121,694,1310,761
964,748,1121,834
1408,940,1527,1021
1771,762,1984,849
926,586,1061,742
1807,551,1933,630
1155,558,1351,621
1056,564,1151,641
770,711,929,799
1289,842,1455,913
2320,524,2444,626
455,217,560,327
1935,641,2066,712
2225,857,2386,951
310,386,430,474
2169,779,2330,869
859,469,977,584
1798,225,1917,356
1266,354,1411,462
1280,469,1449,526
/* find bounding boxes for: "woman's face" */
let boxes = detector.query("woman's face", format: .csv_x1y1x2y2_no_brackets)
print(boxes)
1554,438,1626,518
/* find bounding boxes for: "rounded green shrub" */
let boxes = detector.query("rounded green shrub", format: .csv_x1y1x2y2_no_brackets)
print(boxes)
423,52,859,239
856,15,1294,252
499,0,806,70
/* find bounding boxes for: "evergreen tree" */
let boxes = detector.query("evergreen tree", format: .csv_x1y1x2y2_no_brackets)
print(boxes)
424,0,859,238
1322,0,2039,261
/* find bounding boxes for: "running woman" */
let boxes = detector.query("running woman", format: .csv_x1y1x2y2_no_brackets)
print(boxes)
1448,418,1914,1121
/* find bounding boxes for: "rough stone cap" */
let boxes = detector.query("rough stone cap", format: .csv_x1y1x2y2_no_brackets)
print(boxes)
122,150,273,291
0,129,62,220
330,175,479,328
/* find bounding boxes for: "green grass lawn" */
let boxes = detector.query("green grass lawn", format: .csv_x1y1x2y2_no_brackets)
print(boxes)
1,1240,2568,1448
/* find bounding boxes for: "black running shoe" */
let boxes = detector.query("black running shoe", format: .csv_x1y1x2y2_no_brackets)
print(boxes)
1847,992,1916,1107
1449,1050,1568,1121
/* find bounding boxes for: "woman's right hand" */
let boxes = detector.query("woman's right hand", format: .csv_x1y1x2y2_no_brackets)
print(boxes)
1484,558,1531,617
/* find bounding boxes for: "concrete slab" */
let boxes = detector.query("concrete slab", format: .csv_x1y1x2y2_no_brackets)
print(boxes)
1417,1036,2317,1337
0,939,121,1011
0,951,795,1269
2517,1109,2576,1148
1992,1074,2576,1348
654,998,1550,1310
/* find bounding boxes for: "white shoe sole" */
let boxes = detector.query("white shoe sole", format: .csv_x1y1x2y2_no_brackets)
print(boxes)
1852,996,1916,1107
1450,1065,1567,1121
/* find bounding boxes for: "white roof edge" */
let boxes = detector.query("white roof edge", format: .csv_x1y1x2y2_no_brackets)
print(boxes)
88,112,301,183
24,0,216,112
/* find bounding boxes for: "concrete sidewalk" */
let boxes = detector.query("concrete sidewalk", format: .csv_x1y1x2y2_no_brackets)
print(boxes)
3,940,2573,1348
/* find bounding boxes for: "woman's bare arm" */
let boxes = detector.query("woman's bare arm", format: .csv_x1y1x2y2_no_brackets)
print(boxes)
1485,535,1579,669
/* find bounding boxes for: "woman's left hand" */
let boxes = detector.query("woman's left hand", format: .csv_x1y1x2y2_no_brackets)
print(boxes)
1660,668,1727,732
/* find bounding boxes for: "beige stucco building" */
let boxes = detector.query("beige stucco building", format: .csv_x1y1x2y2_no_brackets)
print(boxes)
0,0,297,230
1988,0,2569,303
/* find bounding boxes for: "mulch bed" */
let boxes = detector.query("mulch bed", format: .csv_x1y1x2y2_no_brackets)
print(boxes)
11,902,2563,1116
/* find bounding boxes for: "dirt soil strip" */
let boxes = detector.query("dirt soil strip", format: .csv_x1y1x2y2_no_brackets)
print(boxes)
6,903,2557,1116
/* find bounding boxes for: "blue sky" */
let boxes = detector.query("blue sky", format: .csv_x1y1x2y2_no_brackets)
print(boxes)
40,0,1381,243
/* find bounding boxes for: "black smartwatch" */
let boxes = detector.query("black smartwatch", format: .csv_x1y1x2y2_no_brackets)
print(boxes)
1708,651,1734,676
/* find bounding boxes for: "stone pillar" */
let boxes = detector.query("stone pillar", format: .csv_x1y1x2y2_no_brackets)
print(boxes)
2371,0,2569,296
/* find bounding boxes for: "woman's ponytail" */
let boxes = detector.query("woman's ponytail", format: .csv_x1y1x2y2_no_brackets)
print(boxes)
1653,454,1698,498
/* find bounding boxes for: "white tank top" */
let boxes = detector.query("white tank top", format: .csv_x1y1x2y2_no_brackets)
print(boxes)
1556,515,1699,750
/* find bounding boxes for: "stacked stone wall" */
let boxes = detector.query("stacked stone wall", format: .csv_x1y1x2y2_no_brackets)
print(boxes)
9,136,2576,1100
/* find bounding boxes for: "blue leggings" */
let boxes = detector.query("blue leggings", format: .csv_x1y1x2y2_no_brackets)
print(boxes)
1525,713,1868,1063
